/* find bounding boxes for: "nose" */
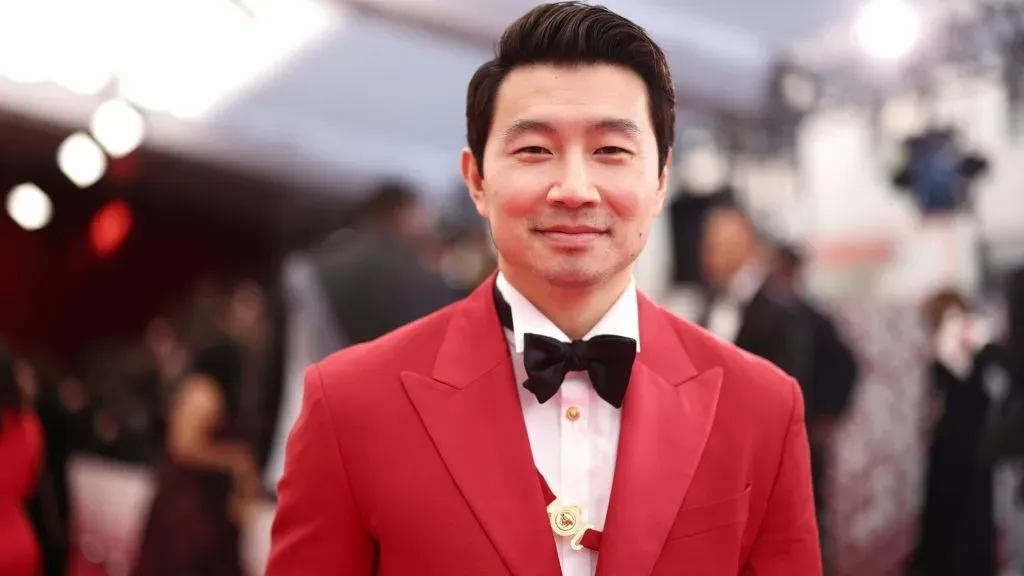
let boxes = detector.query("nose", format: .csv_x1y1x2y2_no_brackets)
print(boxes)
546,152,600,208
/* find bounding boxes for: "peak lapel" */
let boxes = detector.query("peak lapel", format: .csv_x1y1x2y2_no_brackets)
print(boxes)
596,295,724,576
402,276,560,576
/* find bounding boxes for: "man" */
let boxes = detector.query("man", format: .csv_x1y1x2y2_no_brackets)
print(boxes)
267,4,820,575
770,244,859,574
770,245,859,443
261,252,346,495
699,206,813,390
984,266,1024,573
262,182,458,491
314,181,462,345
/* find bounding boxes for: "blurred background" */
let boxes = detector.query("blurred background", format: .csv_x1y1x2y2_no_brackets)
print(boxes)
2,0,1024,575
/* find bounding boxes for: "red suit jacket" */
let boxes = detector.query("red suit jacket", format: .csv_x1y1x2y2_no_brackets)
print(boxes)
267,277,821,576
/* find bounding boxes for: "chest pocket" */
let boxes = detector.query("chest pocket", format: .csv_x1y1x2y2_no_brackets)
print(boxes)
665,485,752,541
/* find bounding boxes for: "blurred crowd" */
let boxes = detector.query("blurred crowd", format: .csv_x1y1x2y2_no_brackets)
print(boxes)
1,184,1023,576
0,181,496,576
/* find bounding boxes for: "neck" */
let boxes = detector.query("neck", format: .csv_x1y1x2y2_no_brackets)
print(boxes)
499,263,632,340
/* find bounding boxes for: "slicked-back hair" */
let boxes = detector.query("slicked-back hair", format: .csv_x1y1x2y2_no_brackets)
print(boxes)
466,2,675,176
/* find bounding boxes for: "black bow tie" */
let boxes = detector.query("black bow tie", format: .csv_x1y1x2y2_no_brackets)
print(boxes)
493,284,636,408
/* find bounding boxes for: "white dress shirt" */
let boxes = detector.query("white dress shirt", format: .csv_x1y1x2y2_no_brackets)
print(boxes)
495,273,639,576
706,259,767,343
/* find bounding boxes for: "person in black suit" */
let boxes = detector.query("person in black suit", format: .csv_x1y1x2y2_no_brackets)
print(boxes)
312,182,463,346
259,183,463,493
698,206,813,389
769,244,860,572
980,267,1024,573
985,266,1024,470
770,244,860,441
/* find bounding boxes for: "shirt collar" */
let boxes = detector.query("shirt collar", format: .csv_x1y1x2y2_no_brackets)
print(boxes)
495,272,640,353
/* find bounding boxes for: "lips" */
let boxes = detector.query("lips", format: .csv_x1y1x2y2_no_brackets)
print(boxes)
536,225,607,235
534,226,607,248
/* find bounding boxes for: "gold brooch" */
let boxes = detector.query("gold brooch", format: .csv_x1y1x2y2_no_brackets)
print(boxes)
547,503,595,551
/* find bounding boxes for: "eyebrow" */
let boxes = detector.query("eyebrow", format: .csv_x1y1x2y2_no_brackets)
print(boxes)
502,117,642,143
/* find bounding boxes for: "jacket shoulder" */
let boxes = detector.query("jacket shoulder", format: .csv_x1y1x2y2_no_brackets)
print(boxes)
316,299,460,385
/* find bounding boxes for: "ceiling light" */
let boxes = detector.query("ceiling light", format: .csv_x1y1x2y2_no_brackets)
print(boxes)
855,0,920,61
6,183,53,231
91,99,146,158
57,132,108,188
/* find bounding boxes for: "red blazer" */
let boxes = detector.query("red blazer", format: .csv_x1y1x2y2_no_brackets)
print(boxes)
267,276,821,576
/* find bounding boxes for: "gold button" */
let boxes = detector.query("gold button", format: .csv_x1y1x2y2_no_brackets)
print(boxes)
566,406,581,422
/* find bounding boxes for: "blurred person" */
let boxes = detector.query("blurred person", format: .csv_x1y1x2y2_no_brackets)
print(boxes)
770,244,860,573
770,244,859,444
983,266,1024,574
24,368,74,576
76,343,165,464
143,315,190,403
699,206,814,388
437,225,498,294
268,3,820,576
261,253,345,495
910,289,998,576
0,342,44,576
985,266,1024,476
132,281,266,576
313,181,462,346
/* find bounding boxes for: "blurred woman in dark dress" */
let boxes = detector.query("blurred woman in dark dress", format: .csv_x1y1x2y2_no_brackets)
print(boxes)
132,282,266,576
911,289,998,576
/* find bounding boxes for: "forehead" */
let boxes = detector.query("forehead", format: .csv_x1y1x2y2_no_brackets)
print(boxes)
490,63,653,135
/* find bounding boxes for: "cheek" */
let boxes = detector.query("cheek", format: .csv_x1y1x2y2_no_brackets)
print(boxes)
488,168,551,218
595,168,653,220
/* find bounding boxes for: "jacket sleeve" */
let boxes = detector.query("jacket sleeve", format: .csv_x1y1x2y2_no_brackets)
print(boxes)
266,364,374,575
743,378,822,576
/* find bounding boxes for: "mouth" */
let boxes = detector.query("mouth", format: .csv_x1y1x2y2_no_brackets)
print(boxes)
533,226,608,247
535,224,608,234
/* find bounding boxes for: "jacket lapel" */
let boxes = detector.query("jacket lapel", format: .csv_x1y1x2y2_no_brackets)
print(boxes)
401,276,560,576
597,294,724,576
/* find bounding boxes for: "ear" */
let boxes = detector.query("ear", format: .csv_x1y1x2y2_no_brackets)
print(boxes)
653,147,672,216
461,148,489,219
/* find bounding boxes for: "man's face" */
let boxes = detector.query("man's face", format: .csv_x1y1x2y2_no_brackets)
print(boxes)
461,63,668,290
701,210,753,289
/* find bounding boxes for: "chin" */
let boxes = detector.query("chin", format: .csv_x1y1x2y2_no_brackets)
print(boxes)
535,263,613,289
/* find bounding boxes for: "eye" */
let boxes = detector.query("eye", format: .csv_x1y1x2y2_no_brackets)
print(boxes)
595,146,631,156
514,146,550,155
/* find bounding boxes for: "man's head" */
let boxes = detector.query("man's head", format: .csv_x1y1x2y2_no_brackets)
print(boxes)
460,2,675,291
359,181,427,240
700,206,759,289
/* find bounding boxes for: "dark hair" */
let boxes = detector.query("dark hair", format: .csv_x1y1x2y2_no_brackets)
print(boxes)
465,2,675,176
360,181,419,226
0,341,24,428
775,244,805,276
702,204,762,240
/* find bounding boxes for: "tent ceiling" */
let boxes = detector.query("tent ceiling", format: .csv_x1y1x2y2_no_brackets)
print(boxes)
0,0,851,199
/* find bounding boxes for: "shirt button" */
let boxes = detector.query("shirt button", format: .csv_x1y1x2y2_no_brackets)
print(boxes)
566,406,581,422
